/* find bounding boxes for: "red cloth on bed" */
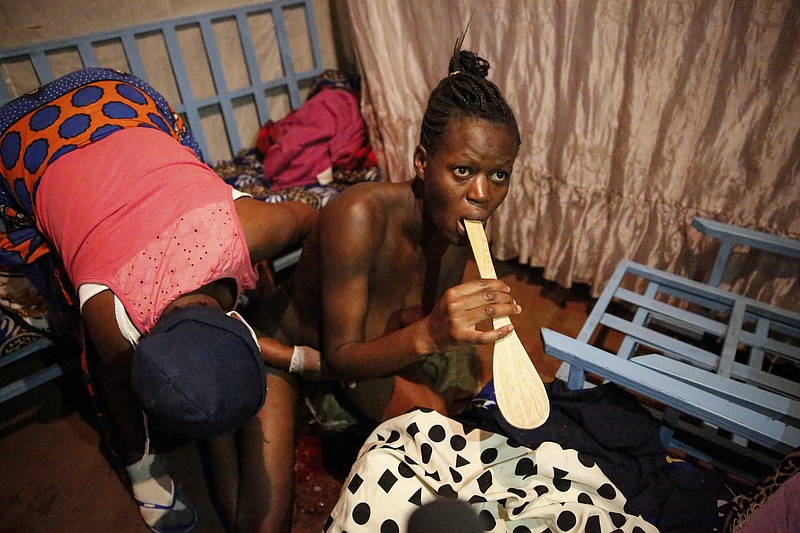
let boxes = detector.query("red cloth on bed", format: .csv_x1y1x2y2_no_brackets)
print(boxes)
256,87,376,190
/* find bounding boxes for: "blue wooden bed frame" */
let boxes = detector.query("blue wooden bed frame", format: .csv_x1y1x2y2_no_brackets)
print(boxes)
0,0,323,161
544,217,800,481
0,0,322,405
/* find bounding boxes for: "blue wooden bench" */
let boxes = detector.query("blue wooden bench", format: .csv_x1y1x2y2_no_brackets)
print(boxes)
544,217,800,481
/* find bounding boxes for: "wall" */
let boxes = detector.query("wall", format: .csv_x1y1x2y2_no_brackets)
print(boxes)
0,0,341,63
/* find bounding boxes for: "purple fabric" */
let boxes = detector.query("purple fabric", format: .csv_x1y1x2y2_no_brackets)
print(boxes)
737,473,799,532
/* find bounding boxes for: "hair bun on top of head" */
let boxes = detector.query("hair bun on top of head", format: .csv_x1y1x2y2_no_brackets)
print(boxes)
448,50,490,79
448,19,490,79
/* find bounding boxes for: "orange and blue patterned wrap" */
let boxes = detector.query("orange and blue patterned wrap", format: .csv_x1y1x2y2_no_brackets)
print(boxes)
0,68,203,268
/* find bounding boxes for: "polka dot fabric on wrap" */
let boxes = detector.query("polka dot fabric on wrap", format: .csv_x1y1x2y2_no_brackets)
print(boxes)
325,408,657,533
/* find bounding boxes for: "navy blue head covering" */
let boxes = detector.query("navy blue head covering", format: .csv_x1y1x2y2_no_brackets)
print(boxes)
131,305,266,439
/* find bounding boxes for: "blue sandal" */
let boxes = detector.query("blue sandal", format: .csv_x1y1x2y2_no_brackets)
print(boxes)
135,482,198,533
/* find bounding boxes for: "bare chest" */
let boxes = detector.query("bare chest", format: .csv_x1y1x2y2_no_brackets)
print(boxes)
366,249,427,337
365,242,467,340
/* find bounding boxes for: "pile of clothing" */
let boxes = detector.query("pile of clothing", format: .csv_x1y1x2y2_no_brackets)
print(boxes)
256,70,377,191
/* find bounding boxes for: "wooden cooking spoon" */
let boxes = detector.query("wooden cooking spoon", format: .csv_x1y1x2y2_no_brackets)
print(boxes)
464,219,550,429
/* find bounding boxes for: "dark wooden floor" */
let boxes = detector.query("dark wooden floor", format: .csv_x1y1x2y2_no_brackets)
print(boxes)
0,259,595,532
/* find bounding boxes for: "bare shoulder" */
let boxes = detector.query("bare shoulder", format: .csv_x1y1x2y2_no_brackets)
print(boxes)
314,181,413,267
320,181,410,231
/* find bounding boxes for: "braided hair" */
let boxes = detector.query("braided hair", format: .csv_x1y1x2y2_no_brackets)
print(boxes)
419,43,520,156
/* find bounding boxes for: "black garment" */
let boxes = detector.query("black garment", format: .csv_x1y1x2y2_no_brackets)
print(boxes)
457,381,727,533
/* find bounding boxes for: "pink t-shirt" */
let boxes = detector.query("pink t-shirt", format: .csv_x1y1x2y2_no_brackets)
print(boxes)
36,127,257,333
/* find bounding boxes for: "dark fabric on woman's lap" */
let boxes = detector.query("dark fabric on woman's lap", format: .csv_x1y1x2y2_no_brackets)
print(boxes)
456,381,727,533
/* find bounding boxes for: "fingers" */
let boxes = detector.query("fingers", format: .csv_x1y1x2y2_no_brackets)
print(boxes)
426,280,522,352
448,278,512,298
474,323,516,345
441,280,520,320
443,319,515,348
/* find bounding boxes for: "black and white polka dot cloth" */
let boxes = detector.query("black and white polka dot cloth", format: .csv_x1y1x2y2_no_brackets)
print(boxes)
325,408,657,532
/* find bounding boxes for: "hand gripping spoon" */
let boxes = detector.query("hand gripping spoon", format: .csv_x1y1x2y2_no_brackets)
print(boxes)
464,219,550,429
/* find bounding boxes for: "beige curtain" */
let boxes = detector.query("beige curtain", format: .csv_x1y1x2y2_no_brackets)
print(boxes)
346,0,800,311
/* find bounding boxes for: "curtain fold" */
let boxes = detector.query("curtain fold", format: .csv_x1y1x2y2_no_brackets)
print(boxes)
346,0,800,311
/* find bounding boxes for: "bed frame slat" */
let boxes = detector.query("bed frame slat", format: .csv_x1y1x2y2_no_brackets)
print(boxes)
0,0,323,162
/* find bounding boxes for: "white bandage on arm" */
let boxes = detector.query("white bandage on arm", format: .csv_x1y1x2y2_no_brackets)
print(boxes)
289,345,321,375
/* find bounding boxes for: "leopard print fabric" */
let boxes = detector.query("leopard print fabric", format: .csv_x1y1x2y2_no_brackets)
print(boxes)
722,448,800,532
